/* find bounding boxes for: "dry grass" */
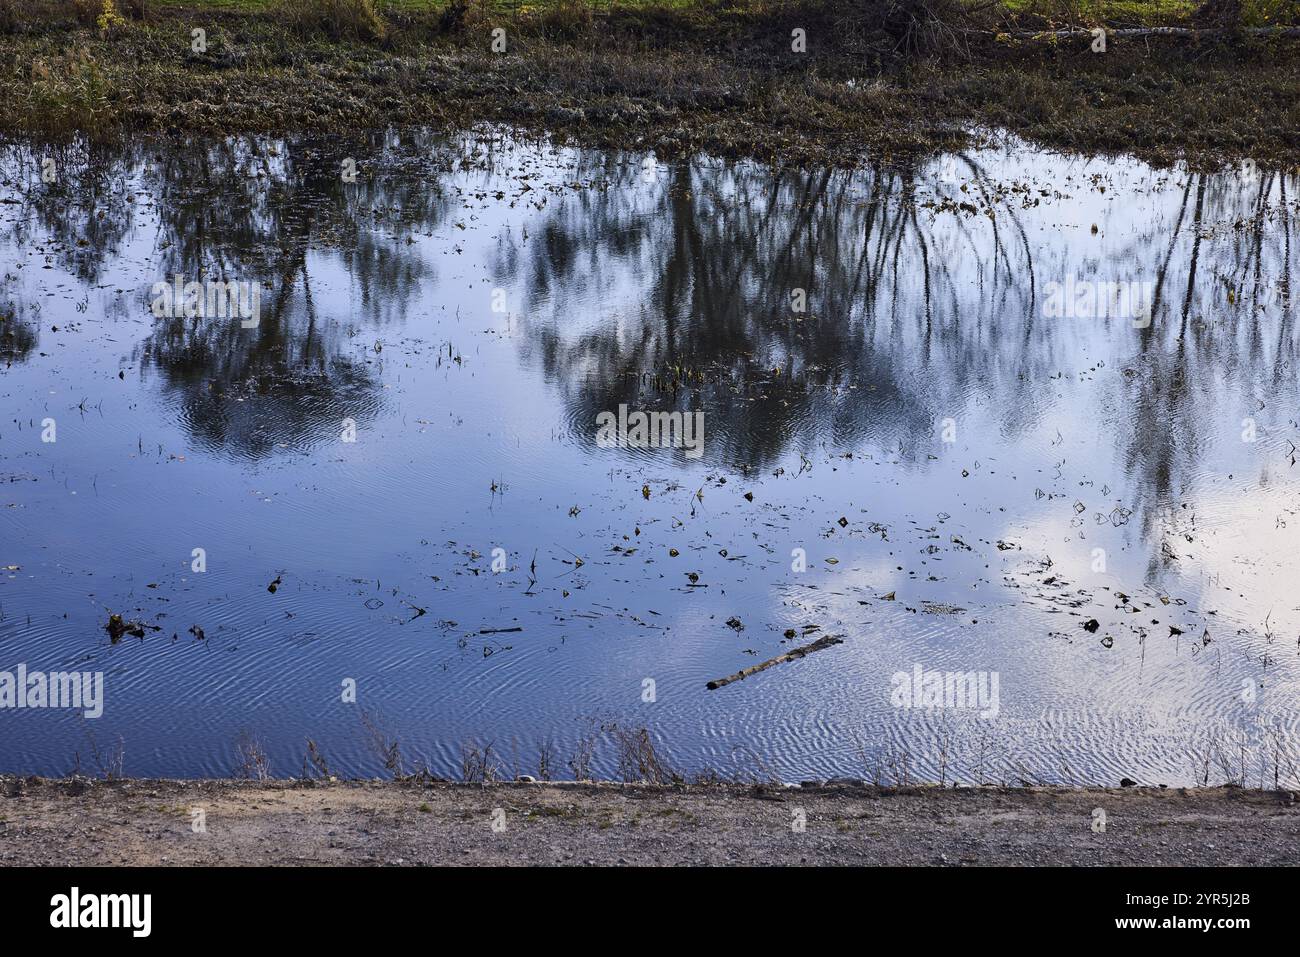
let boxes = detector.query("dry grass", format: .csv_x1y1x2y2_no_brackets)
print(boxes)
277,0,388,40
301,739,332,779
567,724,598,781
23,49,118,137
78,726,127,780
359,709,406,778
0,4,1294,174
606,723,681,784
459,740,502,783
234,731,272,781
536,737,557,781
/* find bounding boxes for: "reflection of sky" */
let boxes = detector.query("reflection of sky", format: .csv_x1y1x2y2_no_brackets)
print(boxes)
0,132,1297,786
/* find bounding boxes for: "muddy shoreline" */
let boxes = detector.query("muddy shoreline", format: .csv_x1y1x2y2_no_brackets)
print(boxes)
2,5,1299,168
2,777,1297,865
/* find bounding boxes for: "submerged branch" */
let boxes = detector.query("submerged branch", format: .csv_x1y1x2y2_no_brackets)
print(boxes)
706,635,845,690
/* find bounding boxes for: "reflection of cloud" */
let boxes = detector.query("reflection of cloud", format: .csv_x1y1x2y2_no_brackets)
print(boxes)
497,148,1299,579
3,133,1299,570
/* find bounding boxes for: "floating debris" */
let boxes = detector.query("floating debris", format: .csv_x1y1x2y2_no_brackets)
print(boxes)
105,613,156,643
707,634,845,690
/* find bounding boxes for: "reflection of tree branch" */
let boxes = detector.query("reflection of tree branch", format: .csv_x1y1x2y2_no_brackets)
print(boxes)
1181,176,1207,334
1150,174,1193,334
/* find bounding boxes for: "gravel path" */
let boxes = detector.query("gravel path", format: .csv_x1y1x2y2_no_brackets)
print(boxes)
2,778,1297,866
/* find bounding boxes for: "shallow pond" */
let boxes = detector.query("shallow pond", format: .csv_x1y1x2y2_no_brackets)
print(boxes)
1,130,1298,786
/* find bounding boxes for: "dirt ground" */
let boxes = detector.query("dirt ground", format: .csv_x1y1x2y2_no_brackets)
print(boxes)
1,777,1296,866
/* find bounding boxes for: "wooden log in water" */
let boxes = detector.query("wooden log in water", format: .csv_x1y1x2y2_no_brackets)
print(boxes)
706,634,844,690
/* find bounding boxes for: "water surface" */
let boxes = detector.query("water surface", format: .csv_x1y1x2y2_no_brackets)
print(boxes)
2,130,1298,785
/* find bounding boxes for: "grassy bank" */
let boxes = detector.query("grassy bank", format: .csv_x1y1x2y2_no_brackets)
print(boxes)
1,1,1298,166
2,0,1300,166
2,776,1298,865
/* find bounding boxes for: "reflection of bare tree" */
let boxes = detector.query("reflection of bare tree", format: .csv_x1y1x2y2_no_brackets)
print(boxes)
0,141,138,286
4,133,1298,542
1,132,456,457
500,152,1300,561
0,295,37,366
501,153,1041,467
1121,170,1298,578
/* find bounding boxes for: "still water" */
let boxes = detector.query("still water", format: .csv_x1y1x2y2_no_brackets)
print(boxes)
1,130,1297,785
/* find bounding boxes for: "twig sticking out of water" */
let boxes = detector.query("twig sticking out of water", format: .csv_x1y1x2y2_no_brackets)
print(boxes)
706,634,844,689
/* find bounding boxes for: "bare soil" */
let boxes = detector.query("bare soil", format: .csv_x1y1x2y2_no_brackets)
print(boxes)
2,777,1297,865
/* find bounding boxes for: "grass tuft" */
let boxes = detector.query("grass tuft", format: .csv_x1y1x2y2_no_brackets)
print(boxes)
24,49,118,138
277,0,389,41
